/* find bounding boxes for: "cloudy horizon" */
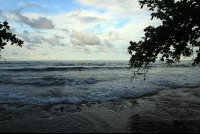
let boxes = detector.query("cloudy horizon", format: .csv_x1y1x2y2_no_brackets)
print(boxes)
0,0,167,61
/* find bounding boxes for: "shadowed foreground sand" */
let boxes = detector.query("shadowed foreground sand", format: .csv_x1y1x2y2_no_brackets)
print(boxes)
1,87,200,133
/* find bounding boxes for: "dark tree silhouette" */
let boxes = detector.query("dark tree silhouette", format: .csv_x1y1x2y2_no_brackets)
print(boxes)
0,20,24,61
128,0,200,73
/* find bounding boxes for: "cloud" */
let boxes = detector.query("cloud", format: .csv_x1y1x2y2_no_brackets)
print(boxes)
71,45,91,53
108,31,112,37
4,56,19,59
9,7,55,29
12,52,18,55
25,45,36,50
21,33,45,44
104,39,114,48
107,30,118,38
0,9,6,19
41,53,48,55
54,35,64,39
18,1,49,13
48,8,111,34
23,30,29,34
45,37,60,46
59,43,67,46
60,28,70,34
112,49,119,52
121,50,128,54
25,44,40,50
20,31,65,46
53,4,63,12
78,16,108,24
49,46,54,50
95,45,107,53
76,0,151,18
70,38,83,46
28,17,55,29
70,30,100,45
7,28,16,34
77,47,91,53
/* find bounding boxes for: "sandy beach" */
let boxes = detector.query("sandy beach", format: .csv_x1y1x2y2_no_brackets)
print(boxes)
1,87,200,133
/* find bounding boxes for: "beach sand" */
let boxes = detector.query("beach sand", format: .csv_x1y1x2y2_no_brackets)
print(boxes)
1,87,200,133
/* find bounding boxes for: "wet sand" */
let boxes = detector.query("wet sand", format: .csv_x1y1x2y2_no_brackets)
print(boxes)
1,87,200,133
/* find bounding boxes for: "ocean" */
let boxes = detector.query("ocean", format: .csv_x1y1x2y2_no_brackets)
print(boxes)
0,60,199,105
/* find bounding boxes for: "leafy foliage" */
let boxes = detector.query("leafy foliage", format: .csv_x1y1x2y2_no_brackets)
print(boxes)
0,20,24,52
128,0,200,70
0,20,24,62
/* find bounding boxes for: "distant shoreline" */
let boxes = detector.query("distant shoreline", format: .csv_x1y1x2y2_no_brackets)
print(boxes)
0,59,193,62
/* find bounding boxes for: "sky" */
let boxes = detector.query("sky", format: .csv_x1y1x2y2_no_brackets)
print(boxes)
0,0,173,61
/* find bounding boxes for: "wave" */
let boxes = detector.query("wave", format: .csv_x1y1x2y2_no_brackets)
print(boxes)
1,85,200,105
0,85,160,105
0,74,99,87
0,73,200,105
173,64,193,67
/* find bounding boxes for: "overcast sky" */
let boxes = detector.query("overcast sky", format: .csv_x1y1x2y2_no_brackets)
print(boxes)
0,0,163,61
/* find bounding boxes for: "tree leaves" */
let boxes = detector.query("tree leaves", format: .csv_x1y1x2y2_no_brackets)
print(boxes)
128,0,200,69
0,20,24,51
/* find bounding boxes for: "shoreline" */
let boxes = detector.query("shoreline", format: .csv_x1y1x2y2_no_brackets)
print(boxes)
1,87,200,133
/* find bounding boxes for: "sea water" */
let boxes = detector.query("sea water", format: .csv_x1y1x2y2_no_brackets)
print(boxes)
0,60,199,105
